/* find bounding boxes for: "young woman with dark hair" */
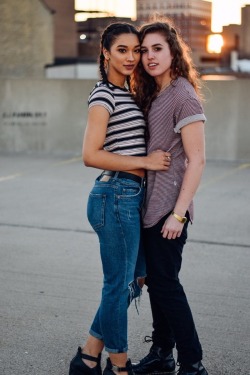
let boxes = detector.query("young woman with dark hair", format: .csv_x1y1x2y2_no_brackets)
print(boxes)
68,22,171,375
132,19,208,375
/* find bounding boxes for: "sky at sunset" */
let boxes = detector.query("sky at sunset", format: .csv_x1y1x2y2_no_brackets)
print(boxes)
75,0,250,32
208,0,250,31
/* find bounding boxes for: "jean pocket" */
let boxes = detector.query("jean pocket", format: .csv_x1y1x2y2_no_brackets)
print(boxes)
120,184,142,198
87,193,106,230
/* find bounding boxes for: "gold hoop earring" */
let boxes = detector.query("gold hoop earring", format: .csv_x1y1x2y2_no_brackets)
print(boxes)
104,59,109,73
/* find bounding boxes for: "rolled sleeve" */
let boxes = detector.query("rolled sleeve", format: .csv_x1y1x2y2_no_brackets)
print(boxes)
174,113,206,133
174,98,206,133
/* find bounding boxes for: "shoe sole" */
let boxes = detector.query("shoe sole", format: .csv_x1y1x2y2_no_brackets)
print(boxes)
69,366,83,375
133,371,176,375
69,364,88,375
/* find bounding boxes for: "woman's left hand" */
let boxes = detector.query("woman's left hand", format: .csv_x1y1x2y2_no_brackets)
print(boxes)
161,215,184,239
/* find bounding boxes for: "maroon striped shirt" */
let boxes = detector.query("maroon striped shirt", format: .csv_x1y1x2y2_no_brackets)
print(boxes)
142,77,206,228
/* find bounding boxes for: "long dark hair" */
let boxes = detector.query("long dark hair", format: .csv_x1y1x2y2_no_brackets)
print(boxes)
99,22,139,92
133,17,202,119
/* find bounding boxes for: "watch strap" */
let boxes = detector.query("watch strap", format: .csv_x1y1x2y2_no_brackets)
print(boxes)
171,211,187,224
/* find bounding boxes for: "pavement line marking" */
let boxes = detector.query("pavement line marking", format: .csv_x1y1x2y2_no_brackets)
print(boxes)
0,222,94,234
0,156,82,181
239,163,250,170
198,162,249,192
189,238,250,249
0,173,21,182
0,222,249,249
52,156,82,167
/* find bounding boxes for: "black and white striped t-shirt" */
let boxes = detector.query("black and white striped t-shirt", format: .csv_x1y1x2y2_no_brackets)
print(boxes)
88,81,146,156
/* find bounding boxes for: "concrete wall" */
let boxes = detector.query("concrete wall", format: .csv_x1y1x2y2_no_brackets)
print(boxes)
0,79,95,154
0,79,250,161
202,79,250,161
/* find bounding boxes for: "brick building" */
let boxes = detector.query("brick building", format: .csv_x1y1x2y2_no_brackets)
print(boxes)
218,5,250,72
43,0,78,62
0,0,54,79
241,5,250,56
77,17,136,62
222,5,250,58
136,0,212,67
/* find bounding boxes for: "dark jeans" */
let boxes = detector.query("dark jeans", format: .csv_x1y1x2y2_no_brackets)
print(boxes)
143,212,203,365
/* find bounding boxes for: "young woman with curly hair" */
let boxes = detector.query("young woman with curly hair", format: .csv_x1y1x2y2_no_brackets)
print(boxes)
132,19,208,375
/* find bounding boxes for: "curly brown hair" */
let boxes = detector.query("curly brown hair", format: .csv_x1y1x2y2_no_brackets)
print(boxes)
132,17,202,120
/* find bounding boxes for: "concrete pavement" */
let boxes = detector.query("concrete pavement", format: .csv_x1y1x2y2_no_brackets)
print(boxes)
0,153,250,375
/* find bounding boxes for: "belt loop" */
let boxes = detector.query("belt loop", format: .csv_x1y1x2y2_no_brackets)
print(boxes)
114,171,119,179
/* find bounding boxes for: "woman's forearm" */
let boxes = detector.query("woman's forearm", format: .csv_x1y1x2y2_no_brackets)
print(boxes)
83,149,171,172
173,157,206,217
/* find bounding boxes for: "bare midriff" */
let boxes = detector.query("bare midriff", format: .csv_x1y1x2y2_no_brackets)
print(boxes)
123,169,145,178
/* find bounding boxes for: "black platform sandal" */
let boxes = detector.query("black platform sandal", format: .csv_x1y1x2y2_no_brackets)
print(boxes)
103,357,134,375
69,347,102,375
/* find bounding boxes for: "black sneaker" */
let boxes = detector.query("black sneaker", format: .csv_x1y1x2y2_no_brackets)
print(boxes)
103,357,133,375
177,361,208,375
69,347,102,375
132,345,175,374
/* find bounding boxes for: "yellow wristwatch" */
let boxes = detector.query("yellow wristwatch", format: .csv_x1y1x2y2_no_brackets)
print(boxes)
171,211,187,224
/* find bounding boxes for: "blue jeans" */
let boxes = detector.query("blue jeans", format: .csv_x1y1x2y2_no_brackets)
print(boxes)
87,173,146,353
143,212,203,364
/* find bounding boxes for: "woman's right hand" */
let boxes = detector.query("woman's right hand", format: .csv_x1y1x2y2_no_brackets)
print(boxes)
145,150,171,170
